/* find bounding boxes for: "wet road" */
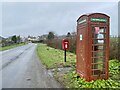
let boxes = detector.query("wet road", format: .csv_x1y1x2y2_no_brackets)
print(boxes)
0,43,61,88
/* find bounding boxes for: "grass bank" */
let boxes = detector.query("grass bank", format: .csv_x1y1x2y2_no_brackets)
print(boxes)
0,43,26,51
37,43,120,88
37,43,76,69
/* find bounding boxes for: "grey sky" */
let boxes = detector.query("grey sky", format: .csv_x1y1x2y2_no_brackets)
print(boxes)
118,1,120,36
2,2,118,37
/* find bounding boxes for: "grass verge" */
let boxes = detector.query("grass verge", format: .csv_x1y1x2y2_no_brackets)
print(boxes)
37,43,120,88
0,43,26,51
37,43,76,69
56,59,120,88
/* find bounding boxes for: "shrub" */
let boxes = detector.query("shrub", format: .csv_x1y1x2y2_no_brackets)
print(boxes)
109,37,119,60
45,35,119,60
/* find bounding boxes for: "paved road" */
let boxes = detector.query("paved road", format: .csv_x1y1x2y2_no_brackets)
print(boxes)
0,43,62,88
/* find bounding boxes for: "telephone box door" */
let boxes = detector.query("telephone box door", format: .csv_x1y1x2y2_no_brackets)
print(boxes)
90,26,109,80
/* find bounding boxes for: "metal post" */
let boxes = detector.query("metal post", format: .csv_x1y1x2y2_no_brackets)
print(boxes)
64,49,66,62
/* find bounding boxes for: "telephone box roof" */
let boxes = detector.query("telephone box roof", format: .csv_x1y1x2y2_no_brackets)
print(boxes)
77,13,110,22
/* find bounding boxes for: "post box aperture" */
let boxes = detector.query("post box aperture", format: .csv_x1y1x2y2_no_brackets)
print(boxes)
76,13,110,81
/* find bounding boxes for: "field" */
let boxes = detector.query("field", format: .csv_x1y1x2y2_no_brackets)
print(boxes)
0,43,26,51
37,43,120,88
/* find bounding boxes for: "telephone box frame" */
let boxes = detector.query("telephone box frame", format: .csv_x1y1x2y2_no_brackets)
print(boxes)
76,13,110,81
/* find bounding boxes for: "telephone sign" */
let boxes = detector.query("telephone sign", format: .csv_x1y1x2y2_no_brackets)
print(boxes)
62,39,69,50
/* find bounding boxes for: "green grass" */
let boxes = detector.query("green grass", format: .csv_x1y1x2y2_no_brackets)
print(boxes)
59,59,120,88
37,43,120,88
59,71,120,88
0,43,26,51
37,43,76,69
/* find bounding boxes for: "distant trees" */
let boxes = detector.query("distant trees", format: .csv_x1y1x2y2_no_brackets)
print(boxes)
17,35,21,44
1,35,22,47
45,31,76,53
11,35,17,43
67,32,71,37
47,31,54,40
11,35,22,44
46,31,55,47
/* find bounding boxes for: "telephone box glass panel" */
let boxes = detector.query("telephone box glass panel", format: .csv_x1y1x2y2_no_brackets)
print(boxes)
92,27,106,76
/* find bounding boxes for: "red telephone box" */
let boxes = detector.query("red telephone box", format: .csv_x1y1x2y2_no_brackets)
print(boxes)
62,39,69,50
76,13,110,81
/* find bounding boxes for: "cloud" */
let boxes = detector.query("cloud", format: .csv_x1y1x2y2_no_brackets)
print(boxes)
2,2,118,37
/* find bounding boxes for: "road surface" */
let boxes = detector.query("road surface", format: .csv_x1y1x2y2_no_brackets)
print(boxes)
0,43,62,88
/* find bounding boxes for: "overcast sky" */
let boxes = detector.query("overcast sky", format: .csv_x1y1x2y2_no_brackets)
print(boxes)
1,2,118,38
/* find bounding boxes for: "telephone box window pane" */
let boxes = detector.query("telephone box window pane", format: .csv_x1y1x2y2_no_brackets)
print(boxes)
92,69,105,75
98,40,104,44
92,64,104,71
98,64,104,70
98,46,103,50
99,28,104,33
92,62,106,75
92,26,106,76
99,27,106,33
93,51,105,57
93,40,105,44
98,46,106,50
92,55,106,75
92,58,105,65
97,34,104,39
92,27,106,38
92,58,105,63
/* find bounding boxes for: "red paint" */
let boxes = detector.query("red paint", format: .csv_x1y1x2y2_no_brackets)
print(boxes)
95,27,100,34
76,13,110,81
62,39,69,50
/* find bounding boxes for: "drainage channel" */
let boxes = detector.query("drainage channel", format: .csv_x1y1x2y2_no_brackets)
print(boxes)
47,67,72,77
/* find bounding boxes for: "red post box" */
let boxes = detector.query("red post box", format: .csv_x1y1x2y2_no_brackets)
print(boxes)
62,39,69,50
62,39,69,62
